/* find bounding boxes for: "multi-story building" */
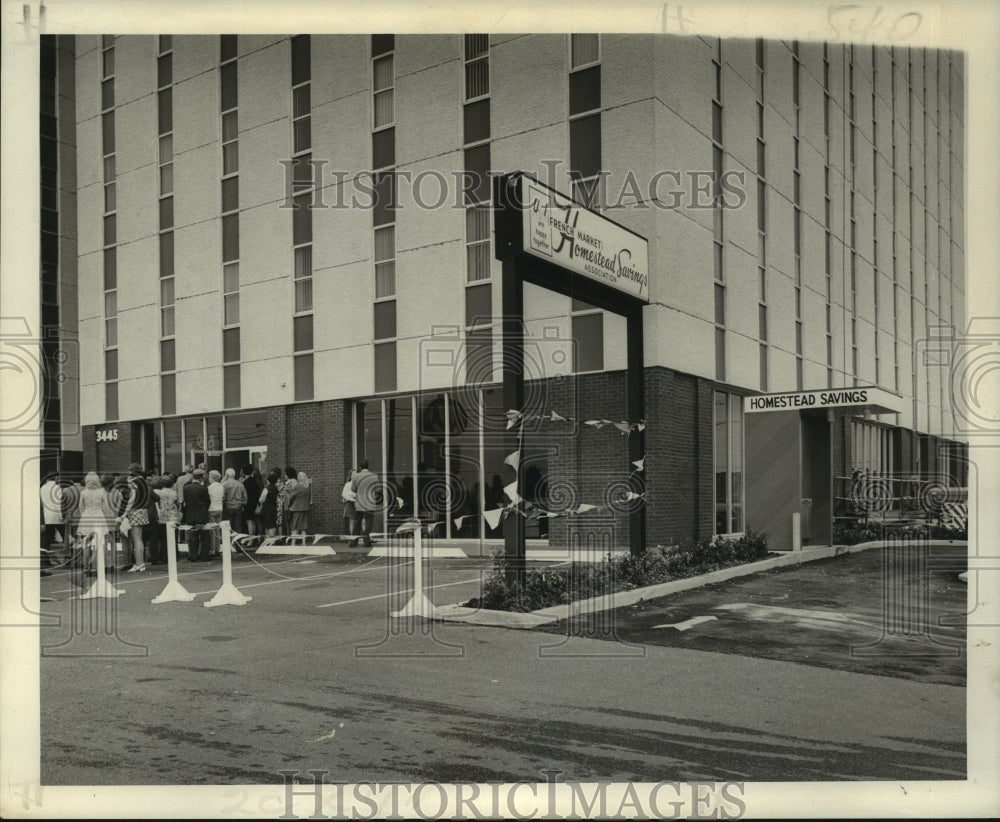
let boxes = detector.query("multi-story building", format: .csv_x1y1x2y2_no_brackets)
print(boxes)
67,34,966,549
39,33,82,477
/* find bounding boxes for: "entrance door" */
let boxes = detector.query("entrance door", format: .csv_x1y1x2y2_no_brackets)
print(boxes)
800,414,832,546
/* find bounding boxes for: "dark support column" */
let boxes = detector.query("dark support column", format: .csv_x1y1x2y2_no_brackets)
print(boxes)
627,307,646,555
502,257,526,585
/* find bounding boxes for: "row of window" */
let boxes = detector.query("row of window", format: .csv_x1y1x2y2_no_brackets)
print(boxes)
102,35,119,421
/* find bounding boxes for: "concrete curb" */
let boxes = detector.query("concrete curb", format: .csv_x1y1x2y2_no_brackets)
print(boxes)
432,539,967,628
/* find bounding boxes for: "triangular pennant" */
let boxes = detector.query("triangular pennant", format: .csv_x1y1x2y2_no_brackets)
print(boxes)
584,419,604,428
503,481,521,506
632,458,645,472
550,411,566,422
504,410,523,430
614,421,631,434
395,520,420,533
573,503,598,514
503,450,520,470
483,508,504,530
637,422,646,432
625,491,644,501
453,516,466,530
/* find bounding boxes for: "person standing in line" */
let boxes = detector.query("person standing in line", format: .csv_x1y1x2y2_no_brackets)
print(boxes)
207,470,225,556
120,463,150,572
342,469,358,539
144,477,164,564
350,459,380,548
257,469,280,538
240,465,260,537
287,470,312,537
275,470,287,537
154,474,181,563
182,468,211,561
174,464,194,500
280,467,298,536
75,472,115,576
222,467,247,535
62,477,83,550
39,474,65,562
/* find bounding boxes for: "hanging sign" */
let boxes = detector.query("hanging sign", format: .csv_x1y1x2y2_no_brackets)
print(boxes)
518,175,649,302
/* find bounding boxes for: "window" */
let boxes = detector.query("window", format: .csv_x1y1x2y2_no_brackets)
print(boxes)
223,262,240,325
569,35,601,207
222,112,238,174
466,204,490,281
712,40,725,379
292,36,311,155
463,144,490,204
465,282,491,327
161,374,176,416
465,34,489,98
373,301,396,340
373,53,394,129
160,338,175,372
158,89,172,133
159,232,173,276
293,247,312,312
570,34,599,68
374,225,395,298
373,344,396,394
714,392,744,534
220,62,237,111
158,53,172,88
372,35,397,397
220,34,237,63
223,214,240,261
104,248,116,290
572,310,603,373
105,349,118,381
106,382,119,421
223,327,240,363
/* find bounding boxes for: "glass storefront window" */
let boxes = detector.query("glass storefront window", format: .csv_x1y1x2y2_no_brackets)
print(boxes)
714,391,745,535
162,419,182,475
225,411,266,449
184,417,204,468
385,398,413,520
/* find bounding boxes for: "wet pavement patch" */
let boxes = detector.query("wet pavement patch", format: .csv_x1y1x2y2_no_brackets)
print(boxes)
535,545,967,686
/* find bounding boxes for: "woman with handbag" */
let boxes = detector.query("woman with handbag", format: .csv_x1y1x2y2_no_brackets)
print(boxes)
257,469,280,537
342,470,358,538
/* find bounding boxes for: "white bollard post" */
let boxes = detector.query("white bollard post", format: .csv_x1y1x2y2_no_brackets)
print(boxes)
791,511,802,552
77,530,124,599
391,522,437,618
152,522,196,604
204,520,252,607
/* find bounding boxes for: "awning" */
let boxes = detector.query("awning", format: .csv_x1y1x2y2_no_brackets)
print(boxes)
743,386,906,416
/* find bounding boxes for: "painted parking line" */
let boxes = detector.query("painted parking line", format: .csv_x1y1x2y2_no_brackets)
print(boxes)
45,557,403,597
316,576,484,609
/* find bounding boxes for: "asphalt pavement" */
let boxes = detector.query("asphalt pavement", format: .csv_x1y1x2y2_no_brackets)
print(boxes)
38,545,966,785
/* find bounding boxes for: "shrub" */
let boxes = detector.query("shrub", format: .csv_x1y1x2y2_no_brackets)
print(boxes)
832,520,968,545
466,529,771,612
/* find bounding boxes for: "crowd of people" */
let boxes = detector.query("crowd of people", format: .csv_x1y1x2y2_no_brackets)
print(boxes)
39,463,315,574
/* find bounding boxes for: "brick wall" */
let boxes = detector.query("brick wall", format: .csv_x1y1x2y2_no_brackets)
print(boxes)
83,421,137,474
541,371,631,549
263,400,351,535
644,368,714,545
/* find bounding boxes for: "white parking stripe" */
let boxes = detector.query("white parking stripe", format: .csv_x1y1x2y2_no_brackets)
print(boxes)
315,577,483,608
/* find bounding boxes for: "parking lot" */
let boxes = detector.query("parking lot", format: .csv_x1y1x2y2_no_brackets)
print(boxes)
37,543,967,785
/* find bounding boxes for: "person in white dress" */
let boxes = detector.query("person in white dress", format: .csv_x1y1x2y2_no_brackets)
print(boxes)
75,472,116,574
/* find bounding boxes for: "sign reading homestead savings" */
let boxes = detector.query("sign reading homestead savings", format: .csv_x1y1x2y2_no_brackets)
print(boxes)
520,176,649,302
744,386,905,414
